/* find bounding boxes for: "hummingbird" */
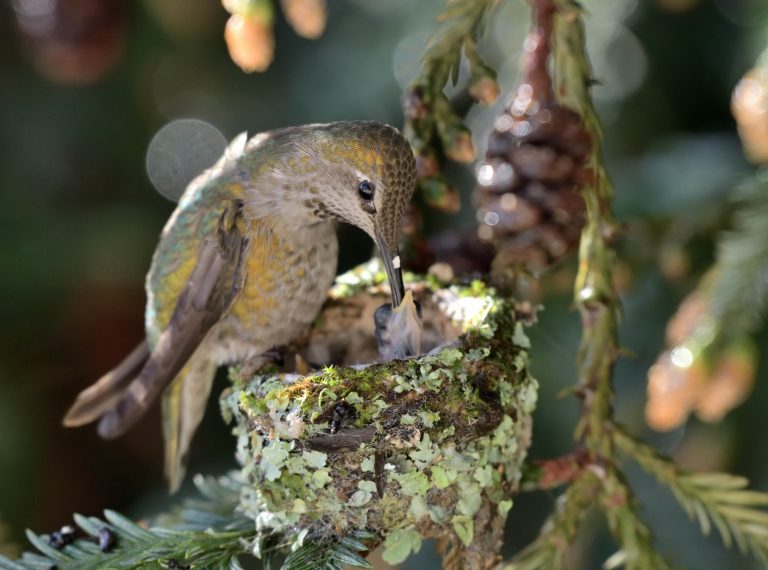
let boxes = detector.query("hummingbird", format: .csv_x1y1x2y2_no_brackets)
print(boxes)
63,121,416,491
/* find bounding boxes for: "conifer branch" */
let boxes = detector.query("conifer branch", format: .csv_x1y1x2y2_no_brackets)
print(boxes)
546,2,673,566
553,0,620,458
502,473,599,569
0,474,373,570
0,475,255,570
403,0,499,213
707,172,768,334
615,427,768,565
598,466,674,570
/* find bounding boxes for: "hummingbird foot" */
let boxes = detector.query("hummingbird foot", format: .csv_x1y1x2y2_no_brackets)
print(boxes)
234,346,289,381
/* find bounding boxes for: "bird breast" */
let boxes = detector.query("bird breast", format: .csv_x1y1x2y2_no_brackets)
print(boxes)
208,219,339,364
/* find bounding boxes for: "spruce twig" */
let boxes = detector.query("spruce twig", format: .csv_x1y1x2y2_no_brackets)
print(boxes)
615,428,768,565
552,1,672,566
0,474,373,570
403,0,499,212
281,530,373,570
598,467,674,570
707,172,768,333
554,0,619,457
503,473,600,569
0,475,255,570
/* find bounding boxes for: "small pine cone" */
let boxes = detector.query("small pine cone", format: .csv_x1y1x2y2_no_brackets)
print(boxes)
525,181,585,227
495,106,592,160
509,144,576,183
476,194,541,234
475,100,590,273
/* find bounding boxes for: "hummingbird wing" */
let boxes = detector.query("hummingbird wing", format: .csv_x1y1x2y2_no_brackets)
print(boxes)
63,201,248,441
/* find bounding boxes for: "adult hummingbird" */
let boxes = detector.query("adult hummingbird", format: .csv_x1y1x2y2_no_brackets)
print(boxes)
64,121,416,491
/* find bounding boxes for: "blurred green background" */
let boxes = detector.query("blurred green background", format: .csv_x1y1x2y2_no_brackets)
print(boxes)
2,0,768,567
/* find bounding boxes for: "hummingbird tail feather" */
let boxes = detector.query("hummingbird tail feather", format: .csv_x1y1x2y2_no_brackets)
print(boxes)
63,205,246,451
94,225,247,439
163,357,218,493
63,341,150,427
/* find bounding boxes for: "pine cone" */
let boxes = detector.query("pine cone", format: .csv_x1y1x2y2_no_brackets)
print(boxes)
475,97,590,273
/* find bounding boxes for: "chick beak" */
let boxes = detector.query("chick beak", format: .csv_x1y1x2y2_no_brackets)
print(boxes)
375,227,404,308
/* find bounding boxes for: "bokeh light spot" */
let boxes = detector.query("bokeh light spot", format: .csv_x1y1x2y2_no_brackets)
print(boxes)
146,119,227,202
671,346,694,369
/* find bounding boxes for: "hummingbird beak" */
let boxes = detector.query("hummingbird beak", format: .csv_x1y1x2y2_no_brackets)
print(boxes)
375,227,404,308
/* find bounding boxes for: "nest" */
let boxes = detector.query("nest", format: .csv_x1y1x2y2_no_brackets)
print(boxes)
221,260,538,568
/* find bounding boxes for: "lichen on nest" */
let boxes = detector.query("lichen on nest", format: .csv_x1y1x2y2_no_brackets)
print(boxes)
220,260,538,568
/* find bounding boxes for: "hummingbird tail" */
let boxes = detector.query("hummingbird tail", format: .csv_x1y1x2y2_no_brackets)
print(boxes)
62,201,248,491
162,356,218,493
63,341,150,428
79,226,247,441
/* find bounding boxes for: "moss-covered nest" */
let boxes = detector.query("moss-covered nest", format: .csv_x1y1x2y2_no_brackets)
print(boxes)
221,260,538,568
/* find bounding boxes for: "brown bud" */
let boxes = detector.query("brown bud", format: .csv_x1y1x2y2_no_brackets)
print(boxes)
279,0,326,39
225,13,274,72
415,148,440,179
695,341,756,422
665,291,708,346
421,177,461,214
645,351,705,432
469,76,500,104
732,68,768,164
443,128,476,164
402,85,431,120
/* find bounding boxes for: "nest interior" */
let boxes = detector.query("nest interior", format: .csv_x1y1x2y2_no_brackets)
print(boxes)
221,260,538,567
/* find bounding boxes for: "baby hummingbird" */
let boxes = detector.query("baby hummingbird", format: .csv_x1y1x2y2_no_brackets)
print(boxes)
64,121,416,491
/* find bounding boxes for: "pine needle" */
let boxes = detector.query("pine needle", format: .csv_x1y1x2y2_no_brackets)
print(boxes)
615,427,768,565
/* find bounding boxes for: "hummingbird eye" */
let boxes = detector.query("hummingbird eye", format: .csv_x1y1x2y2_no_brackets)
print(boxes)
357,180,375,201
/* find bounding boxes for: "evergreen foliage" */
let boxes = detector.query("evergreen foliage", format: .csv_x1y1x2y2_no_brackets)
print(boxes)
709,172,768,333
0,474,373,570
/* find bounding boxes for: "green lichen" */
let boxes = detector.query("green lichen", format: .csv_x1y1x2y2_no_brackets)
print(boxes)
221,263,538,566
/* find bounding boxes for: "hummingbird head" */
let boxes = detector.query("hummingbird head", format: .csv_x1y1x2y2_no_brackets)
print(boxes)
241,121,416,306
308,121,417,306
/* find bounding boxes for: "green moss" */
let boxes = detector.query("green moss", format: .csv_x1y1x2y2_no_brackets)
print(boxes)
221,263,538,564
